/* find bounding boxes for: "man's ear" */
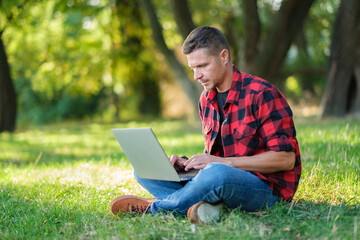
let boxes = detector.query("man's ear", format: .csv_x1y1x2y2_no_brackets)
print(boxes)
219,49,230,64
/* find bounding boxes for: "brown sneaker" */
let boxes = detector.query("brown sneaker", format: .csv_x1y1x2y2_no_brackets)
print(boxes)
187,201,225,224
110,195,155,215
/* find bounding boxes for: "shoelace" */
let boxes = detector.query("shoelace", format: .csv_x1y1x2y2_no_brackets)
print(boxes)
129,204,149,214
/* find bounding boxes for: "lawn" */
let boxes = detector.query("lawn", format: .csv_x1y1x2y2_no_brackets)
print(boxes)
0,118,359,239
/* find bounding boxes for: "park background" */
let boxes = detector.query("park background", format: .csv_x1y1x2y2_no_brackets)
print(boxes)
0,0,359,239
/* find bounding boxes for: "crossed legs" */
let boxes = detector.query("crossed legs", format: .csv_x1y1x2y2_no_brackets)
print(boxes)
134,163,279,215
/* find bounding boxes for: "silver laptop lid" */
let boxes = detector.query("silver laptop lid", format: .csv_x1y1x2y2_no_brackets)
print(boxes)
111,128,182,182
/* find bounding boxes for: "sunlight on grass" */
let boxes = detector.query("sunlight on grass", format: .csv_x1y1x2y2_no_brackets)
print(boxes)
7,164,134,189
0,119,359,239
294,120,360,207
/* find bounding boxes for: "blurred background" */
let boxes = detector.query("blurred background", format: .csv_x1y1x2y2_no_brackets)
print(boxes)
1,0,359,133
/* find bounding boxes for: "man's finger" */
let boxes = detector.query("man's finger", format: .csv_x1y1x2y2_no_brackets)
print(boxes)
169,154,179,166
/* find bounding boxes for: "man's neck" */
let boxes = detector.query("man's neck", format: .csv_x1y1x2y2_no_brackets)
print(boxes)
216,64,234,93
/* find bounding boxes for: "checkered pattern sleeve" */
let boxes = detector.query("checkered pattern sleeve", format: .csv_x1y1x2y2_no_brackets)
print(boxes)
256,87,296,153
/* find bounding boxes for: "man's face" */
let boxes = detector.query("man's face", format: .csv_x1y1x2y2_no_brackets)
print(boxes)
186,48,228,92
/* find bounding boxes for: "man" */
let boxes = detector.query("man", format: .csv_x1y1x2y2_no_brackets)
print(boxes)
110,26,301,224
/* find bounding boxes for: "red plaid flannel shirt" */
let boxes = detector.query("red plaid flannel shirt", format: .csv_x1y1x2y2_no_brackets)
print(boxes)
199,66,301,201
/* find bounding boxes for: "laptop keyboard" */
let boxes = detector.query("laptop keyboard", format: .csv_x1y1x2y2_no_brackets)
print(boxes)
177,169,199,179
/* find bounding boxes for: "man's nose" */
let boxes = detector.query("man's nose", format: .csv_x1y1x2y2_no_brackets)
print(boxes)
194,70,203,80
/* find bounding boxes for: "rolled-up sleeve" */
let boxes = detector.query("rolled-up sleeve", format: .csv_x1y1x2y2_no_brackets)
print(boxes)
256,87,298,154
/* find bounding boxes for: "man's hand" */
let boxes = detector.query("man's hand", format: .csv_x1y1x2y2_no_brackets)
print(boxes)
184,153,222,171
169,155,188,171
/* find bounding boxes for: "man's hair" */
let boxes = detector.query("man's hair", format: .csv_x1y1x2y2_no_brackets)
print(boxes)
182,26,230,58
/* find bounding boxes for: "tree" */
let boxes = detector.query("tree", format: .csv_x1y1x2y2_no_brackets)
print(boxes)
0,30,16,132
1,0,347,124
0,0,24,132
140,0,202,120
112,0,161,119
319,0,360,118
251,0,315,85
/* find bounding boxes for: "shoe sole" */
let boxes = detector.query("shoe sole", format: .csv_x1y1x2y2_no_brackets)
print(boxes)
188,201,225,224
197,202,225,224
110,195,156,215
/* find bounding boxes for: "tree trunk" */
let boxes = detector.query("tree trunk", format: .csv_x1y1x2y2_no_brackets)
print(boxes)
254,0,315,85
113,0,161,119
169,0,195,40
352,62,360,118
0,32,17,132
140,0,202,119
319,0,360,118
241,0,260,74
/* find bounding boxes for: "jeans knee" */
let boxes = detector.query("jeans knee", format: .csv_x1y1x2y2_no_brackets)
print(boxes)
204,162,227,171
196,163,233,185
200,163,252,186
203,162,232,175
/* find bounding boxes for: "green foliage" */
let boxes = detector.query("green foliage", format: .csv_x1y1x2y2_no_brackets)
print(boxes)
3,0,162,125
4,0,109,124
0,0,27,29
0,119,359,239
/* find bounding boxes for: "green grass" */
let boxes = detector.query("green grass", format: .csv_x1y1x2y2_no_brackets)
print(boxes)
0,118,359,239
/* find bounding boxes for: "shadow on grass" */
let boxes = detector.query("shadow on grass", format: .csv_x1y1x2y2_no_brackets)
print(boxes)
0,120,204,168
224,199,359,239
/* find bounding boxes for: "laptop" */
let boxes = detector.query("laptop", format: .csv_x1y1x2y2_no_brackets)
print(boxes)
111,128,199,182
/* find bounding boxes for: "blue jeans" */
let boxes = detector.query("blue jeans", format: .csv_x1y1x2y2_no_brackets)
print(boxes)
134,163,279,216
